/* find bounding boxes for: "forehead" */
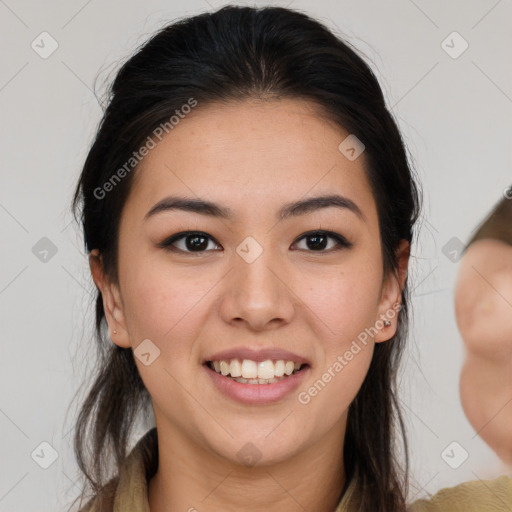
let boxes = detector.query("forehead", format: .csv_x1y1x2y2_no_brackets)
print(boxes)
124,98,378,226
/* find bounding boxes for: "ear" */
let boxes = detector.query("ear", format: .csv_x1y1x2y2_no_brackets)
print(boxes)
374,239,410,343
89,249,131,348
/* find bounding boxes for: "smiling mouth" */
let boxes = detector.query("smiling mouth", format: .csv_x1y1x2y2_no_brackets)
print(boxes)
205,358,308,385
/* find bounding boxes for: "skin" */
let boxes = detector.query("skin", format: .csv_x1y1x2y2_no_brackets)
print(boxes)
89,98,409,512
455,237,512,465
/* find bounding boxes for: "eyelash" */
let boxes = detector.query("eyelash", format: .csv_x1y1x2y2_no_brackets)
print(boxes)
157,230,353,255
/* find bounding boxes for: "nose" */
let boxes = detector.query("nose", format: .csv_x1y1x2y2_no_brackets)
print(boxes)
219,247,296,332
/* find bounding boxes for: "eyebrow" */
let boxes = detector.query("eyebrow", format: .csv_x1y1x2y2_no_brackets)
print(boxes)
144,194,365,222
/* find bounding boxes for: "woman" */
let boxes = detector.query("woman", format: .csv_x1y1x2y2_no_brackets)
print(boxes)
68,5,512,511
455,193,512,466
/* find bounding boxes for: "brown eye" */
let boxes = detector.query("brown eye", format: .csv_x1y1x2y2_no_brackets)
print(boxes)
158,231,221,253
158,229,352,255
292,231,352,252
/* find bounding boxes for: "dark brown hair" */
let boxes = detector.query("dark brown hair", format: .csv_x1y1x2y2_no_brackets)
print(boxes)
68,5,422,511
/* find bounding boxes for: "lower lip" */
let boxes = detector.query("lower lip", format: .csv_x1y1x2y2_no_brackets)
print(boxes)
203,364,310,405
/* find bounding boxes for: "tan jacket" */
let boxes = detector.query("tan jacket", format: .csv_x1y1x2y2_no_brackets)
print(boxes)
78,428,512,511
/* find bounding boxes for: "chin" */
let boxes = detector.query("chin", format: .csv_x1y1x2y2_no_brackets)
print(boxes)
210,433,302,468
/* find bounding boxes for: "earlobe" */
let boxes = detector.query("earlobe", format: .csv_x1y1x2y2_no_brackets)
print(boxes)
88,249,131,348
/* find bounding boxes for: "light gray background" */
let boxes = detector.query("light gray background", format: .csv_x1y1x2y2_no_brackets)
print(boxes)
1,1,511,511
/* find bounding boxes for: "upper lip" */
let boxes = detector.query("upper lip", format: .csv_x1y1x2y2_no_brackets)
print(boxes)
204,347,310,365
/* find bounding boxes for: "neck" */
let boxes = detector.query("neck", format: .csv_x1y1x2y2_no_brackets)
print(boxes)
148,422,347,512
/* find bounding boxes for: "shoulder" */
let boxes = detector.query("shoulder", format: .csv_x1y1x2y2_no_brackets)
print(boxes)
408,475,512,512
73,429,157,512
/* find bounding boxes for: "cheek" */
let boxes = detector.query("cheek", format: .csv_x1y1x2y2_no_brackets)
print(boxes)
296,259,382,400
299,261,382,339
296,322,375,429
120,260,211,344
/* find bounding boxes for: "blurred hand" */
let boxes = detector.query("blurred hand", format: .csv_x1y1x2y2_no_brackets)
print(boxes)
455,238,512,465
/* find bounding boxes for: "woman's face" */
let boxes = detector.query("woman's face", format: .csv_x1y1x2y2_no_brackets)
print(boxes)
92,98,407,466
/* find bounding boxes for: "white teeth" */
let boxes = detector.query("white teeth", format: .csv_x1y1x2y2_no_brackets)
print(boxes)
274,360,285,377
230,359,242,377
220,360,230,376
284,361,294,375
257,360,274,379
209,358,305,381
241,360,258,379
